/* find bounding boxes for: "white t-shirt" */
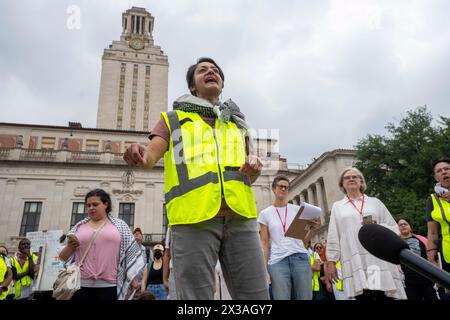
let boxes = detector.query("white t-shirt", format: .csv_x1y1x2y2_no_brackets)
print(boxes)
258,203,308,265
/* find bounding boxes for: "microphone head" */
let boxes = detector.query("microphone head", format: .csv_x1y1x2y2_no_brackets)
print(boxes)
358,224,409,264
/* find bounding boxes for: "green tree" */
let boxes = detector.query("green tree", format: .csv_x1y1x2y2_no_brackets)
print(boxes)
355,106,450,235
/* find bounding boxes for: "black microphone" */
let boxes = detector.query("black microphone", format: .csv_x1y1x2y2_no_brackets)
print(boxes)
358,223,450,290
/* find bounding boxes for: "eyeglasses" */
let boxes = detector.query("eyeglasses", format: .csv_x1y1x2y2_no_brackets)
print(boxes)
276,184,289,190
20,243,31,247
435,167,450,174
315,246,323,250
343,175,359,180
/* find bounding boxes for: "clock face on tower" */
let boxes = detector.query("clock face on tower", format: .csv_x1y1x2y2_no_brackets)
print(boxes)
129,38,144,50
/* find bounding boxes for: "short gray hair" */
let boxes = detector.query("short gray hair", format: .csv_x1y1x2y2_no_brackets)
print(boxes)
338,167,367,194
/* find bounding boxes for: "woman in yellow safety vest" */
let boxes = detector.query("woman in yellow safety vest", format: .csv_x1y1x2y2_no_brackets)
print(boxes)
426,158,450,299
311,243,327,300
123,57,268,300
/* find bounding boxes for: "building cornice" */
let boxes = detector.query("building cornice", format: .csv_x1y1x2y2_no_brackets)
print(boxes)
290,149,357,185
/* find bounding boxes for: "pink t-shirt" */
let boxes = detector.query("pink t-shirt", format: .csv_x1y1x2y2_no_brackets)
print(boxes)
75,220,121,284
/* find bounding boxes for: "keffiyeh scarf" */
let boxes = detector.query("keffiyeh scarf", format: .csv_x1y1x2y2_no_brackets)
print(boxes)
172,94,254,153
435,183,450,198
173,94,248,129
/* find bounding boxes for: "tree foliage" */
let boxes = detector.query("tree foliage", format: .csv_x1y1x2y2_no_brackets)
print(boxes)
355,106,450,235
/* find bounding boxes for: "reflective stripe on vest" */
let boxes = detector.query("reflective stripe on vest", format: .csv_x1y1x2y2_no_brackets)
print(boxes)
164,111,219,204
431,194,450,263
0,257,10,299
162,110,256,225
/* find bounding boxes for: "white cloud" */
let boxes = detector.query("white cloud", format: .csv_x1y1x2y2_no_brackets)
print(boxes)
1,0,449,165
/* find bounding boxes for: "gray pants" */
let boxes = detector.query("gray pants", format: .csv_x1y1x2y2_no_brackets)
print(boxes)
168,269,177,300
171,215,269,300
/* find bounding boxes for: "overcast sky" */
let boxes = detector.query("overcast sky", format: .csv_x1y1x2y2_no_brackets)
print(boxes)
1,0,449,165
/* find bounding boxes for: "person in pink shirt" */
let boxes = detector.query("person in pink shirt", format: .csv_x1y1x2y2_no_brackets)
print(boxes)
59,189,144,300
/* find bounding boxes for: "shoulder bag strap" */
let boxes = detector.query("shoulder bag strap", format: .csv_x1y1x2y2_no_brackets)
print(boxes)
78,219,108,267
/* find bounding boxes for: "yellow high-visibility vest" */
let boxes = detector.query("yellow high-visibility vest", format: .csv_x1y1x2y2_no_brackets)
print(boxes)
0,257,10,300
10,254,37,299
431,194,450,263
162,110,257,226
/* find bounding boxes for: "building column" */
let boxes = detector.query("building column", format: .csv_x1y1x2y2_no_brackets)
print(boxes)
300,192,306,203
1,179,18,244
307,187,315,206
47,180,65,231
145,182,155,234
127,15,132,33
315,180,326,223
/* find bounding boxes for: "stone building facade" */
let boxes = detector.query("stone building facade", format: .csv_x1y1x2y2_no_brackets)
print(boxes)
0,122,290,249
288,149,357,243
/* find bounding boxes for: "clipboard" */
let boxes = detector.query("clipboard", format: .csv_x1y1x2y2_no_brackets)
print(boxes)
284,205,312,241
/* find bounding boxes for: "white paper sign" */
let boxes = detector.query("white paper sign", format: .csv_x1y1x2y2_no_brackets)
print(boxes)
298,202,322,220
26,230,65,291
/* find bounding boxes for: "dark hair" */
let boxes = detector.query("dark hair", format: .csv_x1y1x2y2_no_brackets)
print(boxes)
19,238,30,246
272,175,290,189
134,291,157,300
85,188,112,213
186,57,225,96
432,158,450,171
0,245,8,254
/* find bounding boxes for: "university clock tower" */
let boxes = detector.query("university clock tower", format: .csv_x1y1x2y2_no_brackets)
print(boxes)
96,7,169,132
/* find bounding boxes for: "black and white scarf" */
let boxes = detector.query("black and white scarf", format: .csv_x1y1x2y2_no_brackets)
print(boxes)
435,183,449,198
172,94,254,152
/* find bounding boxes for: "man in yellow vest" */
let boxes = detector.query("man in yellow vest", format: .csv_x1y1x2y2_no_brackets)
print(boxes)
124,57,268,299
426,158,450,299
9,239,38,300
0,245,13,300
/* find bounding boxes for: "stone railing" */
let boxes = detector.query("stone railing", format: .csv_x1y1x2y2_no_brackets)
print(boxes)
20,148,57,160
0,147,12,158
69,151,102,161
112,152,126,162
0,147,164,167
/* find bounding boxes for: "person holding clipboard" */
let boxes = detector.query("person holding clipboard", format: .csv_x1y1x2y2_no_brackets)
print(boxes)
258,175,320,300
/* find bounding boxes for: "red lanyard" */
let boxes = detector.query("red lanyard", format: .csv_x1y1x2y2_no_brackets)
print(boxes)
275,206,288,233
347,194,365,216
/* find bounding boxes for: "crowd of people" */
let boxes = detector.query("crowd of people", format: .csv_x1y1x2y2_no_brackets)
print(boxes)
1,57,449,301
